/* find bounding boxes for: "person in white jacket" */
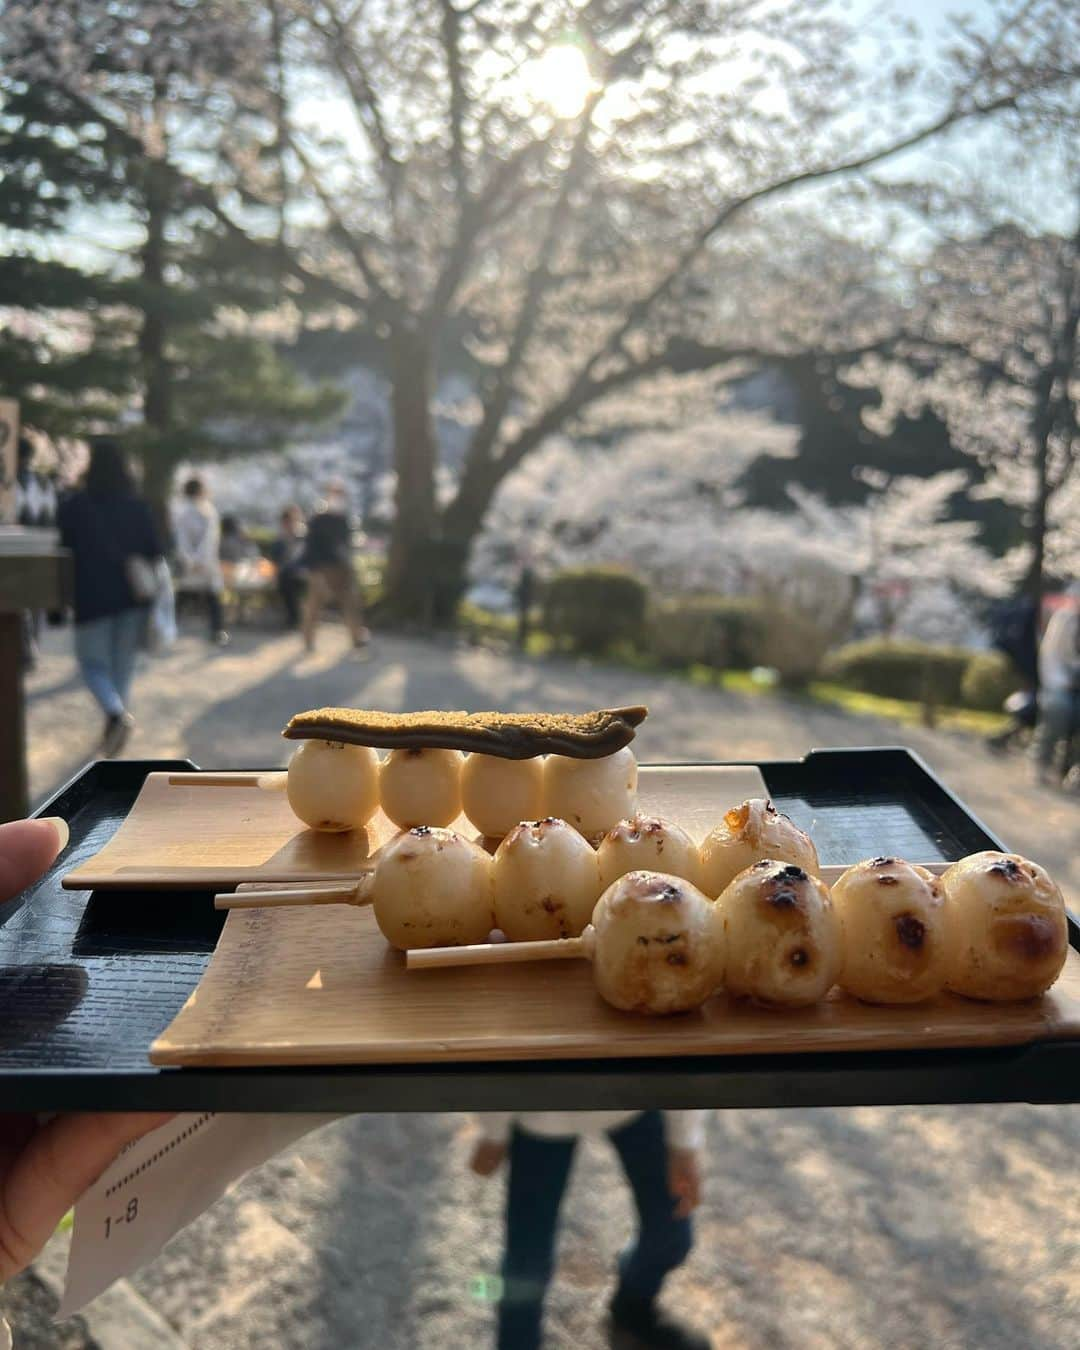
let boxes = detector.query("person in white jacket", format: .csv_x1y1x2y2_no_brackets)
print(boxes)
1034,582,1080,784
171,476,228,645
470,1108,709,1350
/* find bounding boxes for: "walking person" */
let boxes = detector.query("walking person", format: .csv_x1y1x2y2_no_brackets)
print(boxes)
1033,582,1080,786
471,1109,710,1350
301,481,369,652
15,435,59,670
171,476,228,645
268,504,307,629
56,439,164,756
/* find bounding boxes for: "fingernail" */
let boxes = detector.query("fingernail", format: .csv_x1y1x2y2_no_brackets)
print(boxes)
41,816,70,854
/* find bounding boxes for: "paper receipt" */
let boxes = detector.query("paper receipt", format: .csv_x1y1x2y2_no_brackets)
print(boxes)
60,1112,338,1318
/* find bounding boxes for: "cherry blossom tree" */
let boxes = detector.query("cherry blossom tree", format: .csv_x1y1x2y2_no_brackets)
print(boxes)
4,1,1077,615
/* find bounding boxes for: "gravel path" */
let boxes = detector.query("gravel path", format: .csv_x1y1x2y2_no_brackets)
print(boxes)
13,623,1080,1349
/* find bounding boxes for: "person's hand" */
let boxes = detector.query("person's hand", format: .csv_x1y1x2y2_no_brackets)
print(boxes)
0,1112,172,1281
470,1139,507,1177
667,1147,702,1218
0,818,171,1281
0,817,68,905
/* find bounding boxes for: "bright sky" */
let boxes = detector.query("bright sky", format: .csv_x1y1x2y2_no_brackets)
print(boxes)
9,0,1073,276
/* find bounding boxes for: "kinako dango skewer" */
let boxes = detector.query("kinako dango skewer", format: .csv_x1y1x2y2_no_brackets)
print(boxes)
409,870,724,1015
281,706,647,839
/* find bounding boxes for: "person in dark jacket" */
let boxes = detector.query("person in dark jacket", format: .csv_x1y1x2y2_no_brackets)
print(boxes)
268,504,307,629
57,439,163,756
301,481,369,652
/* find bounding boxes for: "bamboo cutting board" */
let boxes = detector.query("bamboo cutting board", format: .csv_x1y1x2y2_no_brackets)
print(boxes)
63,764,770,891
150,900,1080,1067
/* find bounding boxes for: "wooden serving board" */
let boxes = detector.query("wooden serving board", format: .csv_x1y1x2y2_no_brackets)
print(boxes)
151,900,1080,1067
63,764,769,891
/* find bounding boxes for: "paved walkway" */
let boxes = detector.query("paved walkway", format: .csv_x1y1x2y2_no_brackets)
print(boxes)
13,625,1080,1349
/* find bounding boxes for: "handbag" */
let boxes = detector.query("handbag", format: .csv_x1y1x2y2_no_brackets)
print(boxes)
126,554,161,602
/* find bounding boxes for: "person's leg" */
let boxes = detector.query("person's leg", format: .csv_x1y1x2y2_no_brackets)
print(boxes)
329,564,367,645
110,608,144,711
1033,690,1071,779
609,1112,693,1309
497,1128,576,1350
74,618,125,717
206,588,225,639
279,568,302,628
301,569,328,651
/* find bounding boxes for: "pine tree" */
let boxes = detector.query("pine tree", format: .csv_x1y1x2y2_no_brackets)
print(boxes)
0,16,342,504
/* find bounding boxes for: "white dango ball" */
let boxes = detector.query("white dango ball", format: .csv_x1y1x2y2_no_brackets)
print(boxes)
286,739,380,832
543,746,638,840
493,816,601,941
372,826,494,950
700,799,819,899
598,815,701,891
585,870,723,1014
379,747,464,829
831,857,948,1004
941,851,1068,1001
461,753,545,839
717,860,840,1007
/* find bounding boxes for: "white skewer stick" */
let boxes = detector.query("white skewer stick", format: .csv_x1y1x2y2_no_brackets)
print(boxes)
214,874,374,910
407,935,588,970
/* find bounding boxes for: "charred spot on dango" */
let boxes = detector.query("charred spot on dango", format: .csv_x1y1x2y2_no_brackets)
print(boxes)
994,913,1060,963
894,913,926,950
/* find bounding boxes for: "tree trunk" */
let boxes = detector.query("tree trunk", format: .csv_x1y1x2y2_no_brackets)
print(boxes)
138,152,173,522
380,330,442,622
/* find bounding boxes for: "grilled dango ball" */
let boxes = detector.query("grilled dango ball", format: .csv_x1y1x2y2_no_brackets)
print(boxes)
286,739,380,832
717,860,840,1007
379,748,464,830
372,826,494,950
598,815,701,891
830,857,947,1004
941,851,1067,1001
461,753,544,839
584,870,724,1014
699,799,819,899
543,746,638,840
493,817,601,941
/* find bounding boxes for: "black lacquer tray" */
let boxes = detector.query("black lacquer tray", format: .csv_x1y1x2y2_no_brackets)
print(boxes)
2,750,1077,1112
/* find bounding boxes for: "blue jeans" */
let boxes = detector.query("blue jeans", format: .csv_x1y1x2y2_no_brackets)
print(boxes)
74,609,143,717
497,1111,692,1349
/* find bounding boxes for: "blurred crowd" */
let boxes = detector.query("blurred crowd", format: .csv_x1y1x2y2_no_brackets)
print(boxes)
16,437,370,757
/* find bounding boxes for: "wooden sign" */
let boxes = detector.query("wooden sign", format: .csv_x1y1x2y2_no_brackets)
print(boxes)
0,398,18,525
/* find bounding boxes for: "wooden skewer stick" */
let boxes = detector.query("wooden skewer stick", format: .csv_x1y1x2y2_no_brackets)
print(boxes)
169,772,274,787
407,935,588,970
166,771,289,790
215,874,374,911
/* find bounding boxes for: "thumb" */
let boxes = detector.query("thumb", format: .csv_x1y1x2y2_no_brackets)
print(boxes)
0,818,68,905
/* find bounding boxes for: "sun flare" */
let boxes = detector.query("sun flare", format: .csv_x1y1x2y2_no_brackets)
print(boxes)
525,44,594,119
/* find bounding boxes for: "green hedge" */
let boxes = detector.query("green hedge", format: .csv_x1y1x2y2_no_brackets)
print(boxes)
647,596,767,670
961,650,1022,712
823,639,997,708
542,567,647,654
